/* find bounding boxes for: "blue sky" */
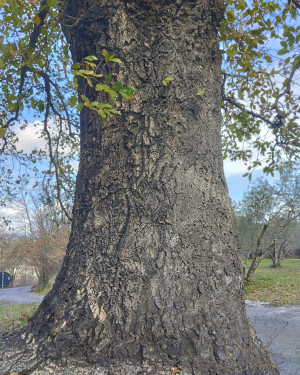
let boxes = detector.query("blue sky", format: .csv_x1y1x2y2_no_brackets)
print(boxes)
226,170,271,202
223,159,278,202
226,172,251,202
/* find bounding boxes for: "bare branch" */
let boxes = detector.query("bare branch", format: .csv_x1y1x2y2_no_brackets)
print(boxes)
42,74,72,222
273,56,300,116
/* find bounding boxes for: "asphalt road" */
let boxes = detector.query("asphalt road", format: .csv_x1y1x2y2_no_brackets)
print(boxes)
0,286,44,304
246,301,300,375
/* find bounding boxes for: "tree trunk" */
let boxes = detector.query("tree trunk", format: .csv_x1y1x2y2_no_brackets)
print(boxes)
246,223,268,281
0,1,278,374
271,238,282,268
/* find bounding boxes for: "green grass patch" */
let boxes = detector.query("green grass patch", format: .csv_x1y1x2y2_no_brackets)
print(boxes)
0,303,40,334
39,279,55,295
32,277,55,296
244,258,300,305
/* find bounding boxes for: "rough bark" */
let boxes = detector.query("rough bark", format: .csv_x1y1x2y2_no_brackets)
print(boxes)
0,1,279,374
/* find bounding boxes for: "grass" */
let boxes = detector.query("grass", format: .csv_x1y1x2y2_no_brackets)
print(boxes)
0,302,40,335
39,282,54,295
0,282,51,335
32,277,55,296
244,258,300,305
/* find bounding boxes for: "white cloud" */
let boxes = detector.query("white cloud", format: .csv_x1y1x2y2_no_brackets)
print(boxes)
0,206,23,218
14,119,79,161
0,206,25,233
15,121,47,153
223,158,251,178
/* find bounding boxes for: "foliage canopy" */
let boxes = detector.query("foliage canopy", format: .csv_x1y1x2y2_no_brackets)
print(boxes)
0,0,299,217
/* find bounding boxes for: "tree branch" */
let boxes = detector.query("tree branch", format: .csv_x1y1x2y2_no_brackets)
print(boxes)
273,56,300,116
222,94,275,127
1,0,50,134
42,74,72,222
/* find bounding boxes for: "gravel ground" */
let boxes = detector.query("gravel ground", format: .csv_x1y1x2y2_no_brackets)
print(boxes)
246,300,300,375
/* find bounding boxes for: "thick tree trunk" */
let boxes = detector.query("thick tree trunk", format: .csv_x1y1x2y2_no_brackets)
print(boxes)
0,1,278,374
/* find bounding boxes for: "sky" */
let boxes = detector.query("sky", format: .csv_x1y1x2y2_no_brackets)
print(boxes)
224,160,277,202
14,121,270,202
0,120,280,229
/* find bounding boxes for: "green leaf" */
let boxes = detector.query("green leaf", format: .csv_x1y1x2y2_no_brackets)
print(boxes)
106,72,112,84
31,97,37,109
226,9,235,23
86,76,93,87
109,109,121,115
81,95,90,103
84,55,98,62
21,22,34,32
119,86,135,100
112,81,123,92
237,0,247,11
280,40,288,48
38,101,45,113
71,63,81,70
77,102,84,112
0,128,7,138
69,96,77,107
77,69,95,75
196,89,205,96
102,50,121,63
264,55,273,63
98,109,106,118
110,57,122,63
102,49,110,62
162,77,174,86
8,102,17,113
227,44,238,58
95,84,118,103
278,48,289,55
47,0,57,7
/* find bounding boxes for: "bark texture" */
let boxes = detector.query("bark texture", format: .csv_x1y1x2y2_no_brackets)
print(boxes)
0,1,279,374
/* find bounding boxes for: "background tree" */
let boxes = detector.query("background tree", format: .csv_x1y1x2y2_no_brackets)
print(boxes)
288,220,300,258
1,0,298,374
0,230,24,286
235,168,300,280
7,184,69,289
15,222,68,290
264,216,299,267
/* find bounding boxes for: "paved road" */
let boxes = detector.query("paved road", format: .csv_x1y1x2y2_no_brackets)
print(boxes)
0,286,44,304
246,301,300,375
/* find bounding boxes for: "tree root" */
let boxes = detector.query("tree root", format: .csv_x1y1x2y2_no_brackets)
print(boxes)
0,325,279,375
